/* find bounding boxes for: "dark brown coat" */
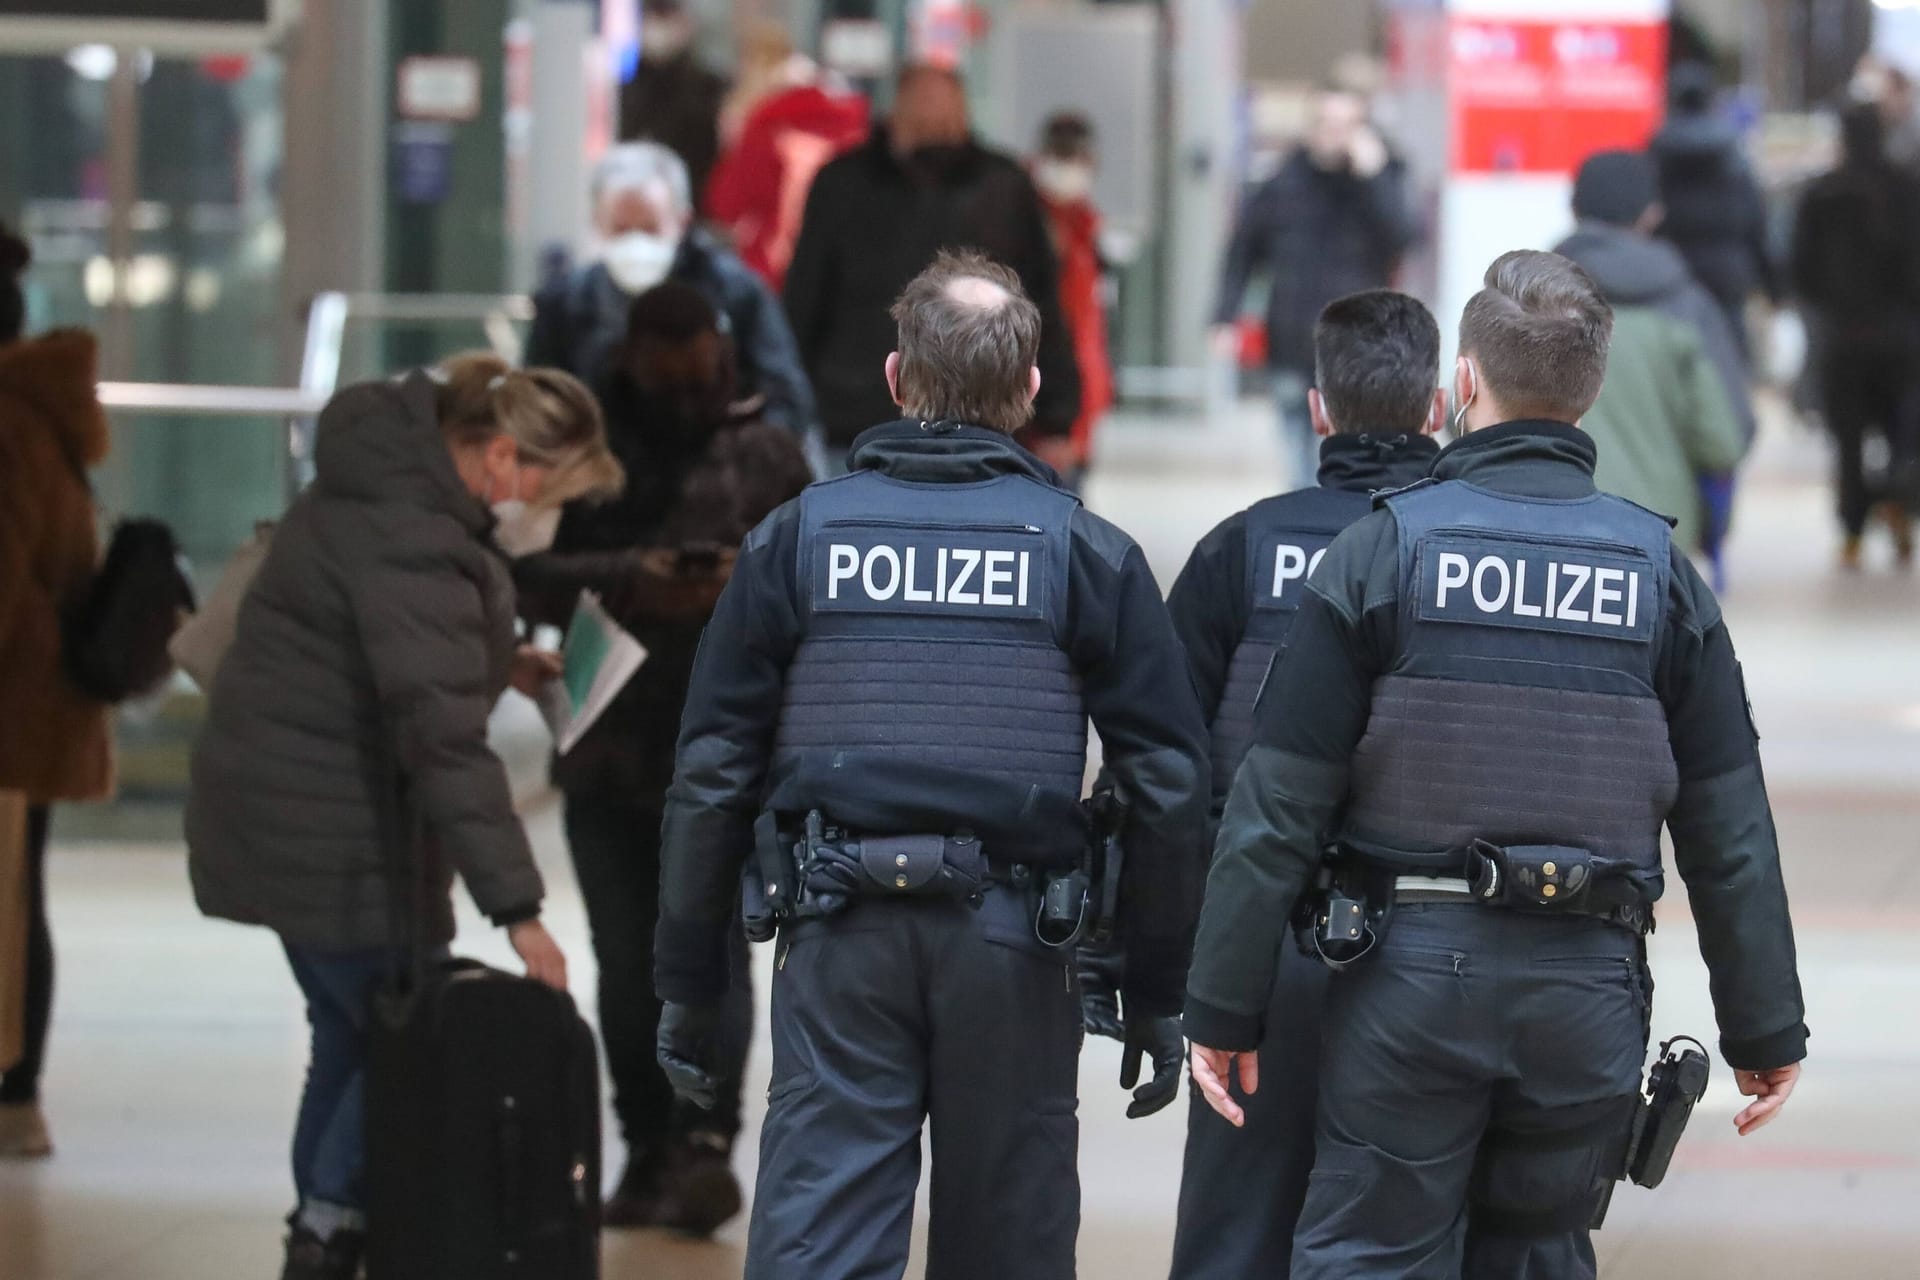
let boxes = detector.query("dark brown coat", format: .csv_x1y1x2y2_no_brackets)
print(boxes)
0,331,113,802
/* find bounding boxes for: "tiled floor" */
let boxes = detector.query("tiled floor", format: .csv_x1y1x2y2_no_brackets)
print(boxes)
2,402,1916,1279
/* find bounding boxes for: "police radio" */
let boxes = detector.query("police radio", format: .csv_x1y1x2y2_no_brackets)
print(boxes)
1626,1035,1711,1189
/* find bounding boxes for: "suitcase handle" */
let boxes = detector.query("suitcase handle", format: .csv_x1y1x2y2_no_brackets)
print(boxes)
497,1094,527,1252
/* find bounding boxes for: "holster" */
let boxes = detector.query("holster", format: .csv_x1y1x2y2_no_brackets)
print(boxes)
1292,854,1394,971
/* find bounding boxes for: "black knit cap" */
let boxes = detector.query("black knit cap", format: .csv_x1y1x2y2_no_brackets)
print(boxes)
1571,149,1658,227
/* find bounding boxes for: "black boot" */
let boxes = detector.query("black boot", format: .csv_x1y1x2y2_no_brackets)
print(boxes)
601,1148,668,1230
655,1132,743,1238
280,1221,363,1280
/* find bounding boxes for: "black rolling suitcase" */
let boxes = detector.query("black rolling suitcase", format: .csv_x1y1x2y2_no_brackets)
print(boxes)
363,757,601,1279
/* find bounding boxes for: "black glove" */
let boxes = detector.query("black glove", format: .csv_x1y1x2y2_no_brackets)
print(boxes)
1077,939,1125,1042
656,1001,723,1110
1120,1013,1184,1119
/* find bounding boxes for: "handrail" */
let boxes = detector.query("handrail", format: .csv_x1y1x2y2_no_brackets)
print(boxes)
97,382,329,416
336,293,535,323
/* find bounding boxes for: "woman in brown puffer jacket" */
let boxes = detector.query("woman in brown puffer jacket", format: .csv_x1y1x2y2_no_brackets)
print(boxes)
0,225,113,1160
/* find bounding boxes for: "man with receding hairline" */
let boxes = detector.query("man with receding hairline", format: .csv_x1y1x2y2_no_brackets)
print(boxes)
1186,250,1806,1279
653,249,1207,1279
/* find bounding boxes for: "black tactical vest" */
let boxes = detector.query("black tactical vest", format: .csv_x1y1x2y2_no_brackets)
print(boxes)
1210,487,1373,806
1341,480,1680,894
774,468,1087,848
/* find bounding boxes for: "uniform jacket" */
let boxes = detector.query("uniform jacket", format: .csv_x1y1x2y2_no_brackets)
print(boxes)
1166,430,1437,819
654,421,1208,1014
526,231,817,435
187,374,542,950
513,381,814,799
0,330,113,802
782,131,1083,447
1185,421,1808,1073
1214,149,1418,376
1555,223,1750,552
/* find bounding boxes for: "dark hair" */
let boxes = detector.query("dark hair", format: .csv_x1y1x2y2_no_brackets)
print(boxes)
1457,250,1613,423
1038,112,1095,160
889,249,1041,433
1313,290,1440,434
622,279,738,408
0,223,30,346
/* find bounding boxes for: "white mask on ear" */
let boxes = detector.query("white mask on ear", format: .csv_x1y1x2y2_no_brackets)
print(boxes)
1452,361,1478,435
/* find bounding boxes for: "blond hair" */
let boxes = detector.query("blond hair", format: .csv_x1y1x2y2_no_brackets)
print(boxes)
435,352,623,504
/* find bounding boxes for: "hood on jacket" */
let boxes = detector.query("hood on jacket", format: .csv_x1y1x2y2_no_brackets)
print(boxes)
0,329,109,467
848,418,1063,487
1317,430,1437,492
312,371,490,534
1652,114,1743,173
1555,224,1694,308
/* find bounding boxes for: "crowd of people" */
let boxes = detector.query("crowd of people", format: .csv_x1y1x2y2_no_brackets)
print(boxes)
0,29,1896,1280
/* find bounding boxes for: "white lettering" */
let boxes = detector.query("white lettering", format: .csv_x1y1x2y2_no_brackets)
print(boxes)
1308,546,1328,580
1557,563,1591,622
948,548,982,604
1436,552,1470,608
1471,556,1512,612
982,550,1016,605
902,547,934,603
827,544,859,600
862,545,901,600
1018,551,1031,607
1626,571,1640,629
1512,559,1543,617
1273,544,1309,599
1591,567,1625,626
1544,562,1559,618
937,548,949,603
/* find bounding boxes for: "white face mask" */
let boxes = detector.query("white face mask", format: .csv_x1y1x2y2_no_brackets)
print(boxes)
604,230,678,295
492,501,562,558
1034,159,1095,203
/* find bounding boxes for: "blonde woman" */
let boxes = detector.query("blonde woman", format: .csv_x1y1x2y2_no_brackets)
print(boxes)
186,355,620,1280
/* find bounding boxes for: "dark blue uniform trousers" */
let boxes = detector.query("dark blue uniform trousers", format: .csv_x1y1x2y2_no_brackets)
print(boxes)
746,890,1083,1280
1169,942,1327,1278
1293,904,1649,1280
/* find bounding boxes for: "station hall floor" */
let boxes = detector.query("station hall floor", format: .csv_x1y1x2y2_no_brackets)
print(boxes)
2,400,1916,1279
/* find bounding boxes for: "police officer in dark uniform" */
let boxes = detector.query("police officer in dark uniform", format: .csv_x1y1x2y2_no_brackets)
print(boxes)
1185,251,1808,1280
1159,290,1442,1279
651,249,1209,1280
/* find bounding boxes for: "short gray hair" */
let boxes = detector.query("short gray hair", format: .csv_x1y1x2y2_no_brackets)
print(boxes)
592,142,692,214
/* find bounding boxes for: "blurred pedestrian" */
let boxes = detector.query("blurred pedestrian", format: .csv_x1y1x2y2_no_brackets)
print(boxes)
1850,56,1920,173
1790,102,1920,569
1031,111,1115,486
784,63,1082,468
704,22,869,293
1556,150,1750,567
513,284,811,1235
0,225,113,1161
619,0,726,198
1214,83,1418,484
186,355,620,1280
527,142,816,439
1651,62,1782,359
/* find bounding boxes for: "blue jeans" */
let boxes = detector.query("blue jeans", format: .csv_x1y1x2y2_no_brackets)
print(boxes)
283,943,396,1240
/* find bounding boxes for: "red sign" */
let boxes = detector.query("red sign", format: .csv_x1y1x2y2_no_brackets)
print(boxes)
1450,18,1667,175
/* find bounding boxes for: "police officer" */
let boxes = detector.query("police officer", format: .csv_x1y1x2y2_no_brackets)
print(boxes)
1185,250,1808,1279
651,249,1209,1279
1157,290,1442,1279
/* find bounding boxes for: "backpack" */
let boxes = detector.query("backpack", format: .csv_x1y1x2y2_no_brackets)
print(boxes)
64,516,197,704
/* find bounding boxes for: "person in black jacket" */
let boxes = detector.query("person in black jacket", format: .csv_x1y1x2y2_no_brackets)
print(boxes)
525,143,817,440
1789,102,1920,568
1159,290,1441,1279
1187,251,1806,1280
1214,86,1419,484
1651,63,1782,358
513,283,812,1235
618,0,726,197
653,251,1206,1279
783,65,1082,463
